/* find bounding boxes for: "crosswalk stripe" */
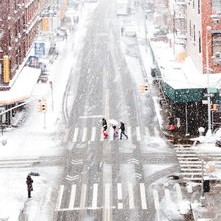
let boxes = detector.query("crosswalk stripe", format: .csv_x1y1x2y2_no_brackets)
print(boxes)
80,184,87,209
136,127,141,141
105,183,111,209
128,183,135,209
72,128,79,142
56,185,64,210
117,183,123,209
153,189,160,210
82,127,87,142
145,127,150,138
100,128,104,141
68,184,76,209
91,127,96,142
92,183,98,210
154,127,159,137
127,126,132,140
164,188,171,205
175,183,183,204
140,183,147,209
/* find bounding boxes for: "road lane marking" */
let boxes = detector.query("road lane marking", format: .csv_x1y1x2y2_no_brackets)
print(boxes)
154,127,160,137
175,183,183,205
92,183,98,210
55,185,64,210
136,127,141,141
79,115,104,119
72,127,79,142
145,127,150,138
91,127,96,141
128,183,135,209
117,183,123,209
153,189,160,210
104,183,111,221
164,188,171,205
82,127,87,142
127,126,132,140
80,184,87,210
100,128,104,141
68,184,76,209
104,89,110,120
140,183,147,209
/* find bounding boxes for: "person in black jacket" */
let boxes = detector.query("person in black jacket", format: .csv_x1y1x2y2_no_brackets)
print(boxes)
26,175,33,198
119,122,128,140
102,118,108,131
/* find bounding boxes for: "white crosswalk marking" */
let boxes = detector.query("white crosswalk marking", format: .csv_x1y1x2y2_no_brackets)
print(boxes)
80,184,87,209
91,127,96,142
154,127,160,137
128,183,135,209
105,183,111,208
82,127,87,142
72,127,79,142
153,189,160,210
69,184,76,209
55,182,188,212
127,126,132,140
136,126,141,141
55,185,64,211
92,183,98,210
140,183,147,209
71,126,156,142
145,127,150,138
164,188,171,204
117,183,123,209
100,128,104,141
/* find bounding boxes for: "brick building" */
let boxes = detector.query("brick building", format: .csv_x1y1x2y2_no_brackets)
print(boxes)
186,0,221,74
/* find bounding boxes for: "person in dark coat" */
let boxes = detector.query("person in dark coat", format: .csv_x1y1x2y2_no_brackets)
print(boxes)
102,118,107,131
119,122,128,140
26,175,33,198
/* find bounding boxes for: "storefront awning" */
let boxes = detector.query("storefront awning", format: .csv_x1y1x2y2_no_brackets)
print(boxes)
0,66,41,105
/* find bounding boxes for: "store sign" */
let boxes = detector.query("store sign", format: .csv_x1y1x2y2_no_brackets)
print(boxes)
34,43,45,58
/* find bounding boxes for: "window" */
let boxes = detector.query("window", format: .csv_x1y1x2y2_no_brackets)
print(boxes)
193,25,196,41
212,33,221,63
198,0,200,14
198,31,201,53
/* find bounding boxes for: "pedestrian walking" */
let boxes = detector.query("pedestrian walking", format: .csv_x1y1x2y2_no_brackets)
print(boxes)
26,175,33,198
102,118,108,131
119,122,128,140
121,27,124,36
112,125,118,140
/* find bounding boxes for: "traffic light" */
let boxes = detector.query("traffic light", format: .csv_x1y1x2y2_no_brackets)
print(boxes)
203,180,210,193
139,83,148,93
42,17,49,31
41,102,47,112
37,99,42,112
3,55,10,84
37,99,47,112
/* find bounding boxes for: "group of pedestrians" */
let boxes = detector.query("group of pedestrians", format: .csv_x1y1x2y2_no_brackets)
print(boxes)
102,118,128,140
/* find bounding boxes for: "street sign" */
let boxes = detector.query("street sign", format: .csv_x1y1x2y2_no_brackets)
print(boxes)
204,93,214,97
202,100,209,104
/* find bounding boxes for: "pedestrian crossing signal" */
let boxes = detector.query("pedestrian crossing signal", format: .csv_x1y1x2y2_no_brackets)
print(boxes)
211,104,218,111
37,99,47,112
139,83,148,93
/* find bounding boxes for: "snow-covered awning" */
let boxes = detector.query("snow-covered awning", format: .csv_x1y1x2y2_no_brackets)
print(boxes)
150,41,221,102
0,66,41,105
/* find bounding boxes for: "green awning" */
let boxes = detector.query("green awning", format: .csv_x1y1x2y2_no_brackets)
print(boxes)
162,82,205,103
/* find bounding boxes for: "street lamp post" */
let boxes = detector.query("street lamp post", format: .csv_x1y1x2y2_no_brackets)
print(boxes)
206,26,212,136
